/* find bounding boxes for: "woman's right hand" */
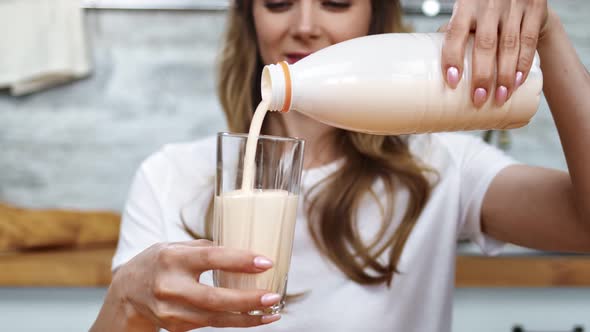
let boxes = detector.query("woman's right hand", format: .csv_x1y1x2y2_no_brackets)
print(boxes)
97,240,282,332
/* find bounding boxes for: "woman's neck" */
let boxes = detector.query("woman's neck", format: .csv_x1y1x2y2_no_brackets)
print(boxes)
265,111,341,169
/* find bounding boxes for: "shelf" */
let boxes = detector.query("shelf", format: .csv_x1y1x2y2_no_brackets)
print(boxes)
1,247,590,287
0,247,113,287
456,255,590,287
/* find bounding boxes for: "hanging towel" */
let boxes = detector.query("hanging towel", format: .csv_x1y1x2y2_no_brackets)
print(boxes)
0,0,92,96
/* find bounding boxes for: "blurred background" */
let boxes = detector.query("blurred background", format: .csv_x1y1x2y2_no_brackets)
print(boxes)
0,1,589,331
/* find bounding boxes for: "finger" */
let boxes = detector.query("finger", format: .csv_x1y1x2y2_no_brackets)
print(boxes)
154,275,282,313
495,6,524,105
155,304,280,331
441,1,475,89
159,244,274,274
516,1,545,88
189,246,274,273
471,10,500,108
182,239,214,247
192,284,283,313
206,311,281,328
437,23,449,33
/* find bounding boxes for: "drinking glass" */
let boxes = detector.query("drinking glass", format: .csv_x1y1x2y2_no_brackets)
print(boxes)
213,132,305,315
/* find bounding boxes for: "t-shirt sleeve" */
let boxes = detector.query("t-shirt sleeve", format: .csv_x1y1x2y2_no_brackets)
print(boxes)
454,134,519,255
111,160,166,272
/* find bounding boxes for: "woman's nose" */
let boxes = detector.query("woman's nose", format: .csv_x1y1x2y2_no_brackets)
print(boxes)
291,1,320,41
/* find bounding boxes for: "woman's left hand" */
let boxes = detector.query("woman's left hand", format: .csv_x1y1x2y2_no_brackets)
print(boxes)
440,0,549,107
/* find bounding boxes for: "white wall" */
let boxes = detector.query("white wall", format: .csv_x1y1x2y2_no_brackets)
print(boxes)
1,0,588,211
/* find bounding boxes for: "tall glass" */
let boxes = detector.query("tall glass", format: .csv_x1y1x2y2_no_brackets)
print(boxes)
212,132,305,315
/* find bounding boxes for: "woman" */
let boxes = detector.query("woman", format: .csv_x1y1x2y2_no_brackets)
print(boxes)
91,0,590,331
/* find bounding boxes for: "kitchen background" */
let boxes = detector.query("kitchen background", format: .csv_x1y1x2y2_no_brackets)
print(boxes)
0,0,589,331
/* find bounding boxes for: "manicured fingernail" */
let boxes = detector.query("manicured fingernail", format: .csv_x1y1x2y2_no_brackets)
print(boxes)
474,88,488,107
495,86,508,105
261,293,281,306
261,313,281,324
515,71,524,87
447,67,460,88
253,256,273,269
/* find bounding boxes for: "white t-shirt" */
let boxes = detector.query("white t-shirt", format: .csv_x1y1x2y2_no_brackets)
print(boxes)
112,133,516,332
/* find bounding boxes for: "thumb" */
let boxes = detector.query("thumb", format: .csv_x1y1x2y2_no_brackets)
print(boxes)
437,23,449,33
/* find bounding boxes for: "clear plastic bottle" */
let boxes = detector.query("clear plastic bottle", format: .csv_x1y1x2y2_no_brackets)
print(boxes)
261,33,543,135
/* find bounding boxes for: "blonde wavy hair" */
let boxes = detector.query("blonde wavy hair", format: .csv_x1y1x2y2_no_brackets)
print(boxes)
192,0,434,287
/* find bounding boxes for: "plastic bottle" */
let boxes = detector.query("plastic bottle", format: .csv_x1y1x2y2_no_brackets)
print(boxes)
261,33,543,135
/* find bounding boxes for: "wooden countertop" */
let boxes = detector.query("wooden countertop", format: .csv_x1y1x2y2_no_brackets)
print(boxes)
3,204,589,288
0,247,114,287
1,246,590,287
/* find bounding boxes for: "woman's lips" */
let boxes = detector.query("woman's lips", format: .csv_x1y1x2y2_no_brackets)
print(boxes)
285,53,311,64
